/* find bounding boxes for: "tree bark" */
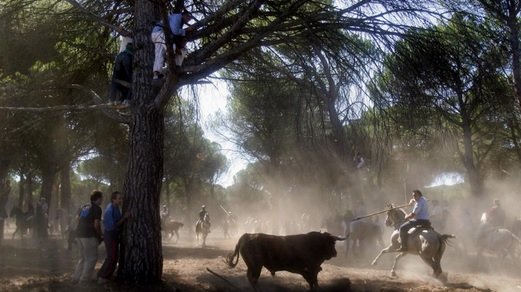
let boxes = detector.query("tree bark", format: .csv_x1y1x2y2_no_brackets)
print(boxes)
507,12,521,108
60,166,71,211
40,166,56,203
119,106,165,283
18,172,25,207
461,118,483,197
26,172,33,204
118,0,164,283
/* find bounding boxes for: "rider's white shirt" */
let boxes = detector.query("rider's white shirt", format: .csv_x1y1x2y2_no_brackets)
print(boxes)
412,196,429,220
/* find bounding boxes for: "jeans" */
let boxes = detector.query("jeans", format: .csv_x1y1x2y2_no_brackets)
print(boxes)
399,219,430,246
72,237,98,282
97,230,119,279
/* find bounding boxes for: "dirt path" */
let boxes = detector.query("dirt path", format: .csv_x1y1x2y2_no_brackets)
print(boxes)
0,235,520,291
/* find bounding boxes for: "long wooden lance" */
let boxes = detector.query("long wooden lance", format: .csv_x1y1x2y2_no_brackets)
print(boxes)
351,203,411,222
219,204,231,215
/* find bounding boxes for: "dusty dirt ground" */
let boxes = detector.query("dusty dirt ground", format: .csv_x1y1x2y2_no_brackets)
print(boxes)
1,229,521,292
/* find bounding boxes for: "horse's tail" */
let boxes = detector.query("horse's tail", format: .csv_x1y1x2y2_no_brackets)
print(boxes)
226,234,247,268
439,234,455,249
441,234,455,242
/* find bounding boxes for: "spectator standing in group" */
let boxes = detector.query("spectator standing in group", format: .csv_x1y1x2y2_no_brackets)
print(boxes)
72,190,103,284
97,191,130,283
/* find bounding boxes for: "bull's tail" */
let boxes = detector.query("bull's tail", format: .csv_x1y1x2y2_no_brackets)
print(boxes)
226,234,246,268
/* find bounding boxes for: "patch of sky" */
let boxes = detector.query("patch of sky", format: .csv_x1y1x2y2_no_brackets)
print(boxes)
425,172,464,188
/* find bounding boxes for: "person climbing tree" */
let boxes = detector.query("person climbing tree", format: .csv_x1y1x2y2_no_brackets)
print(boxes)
109,42,134,105
151,10,194,79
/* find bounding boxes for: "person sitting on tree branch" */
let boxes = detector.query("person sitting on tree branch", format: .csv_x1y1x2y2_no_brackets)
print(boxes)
151,9,194,79
109,41,133,105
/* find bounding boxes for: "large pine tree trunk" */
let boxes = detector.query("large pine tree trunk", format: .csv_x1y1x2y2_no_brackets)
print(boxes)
118,0,164,283
119,106,165,283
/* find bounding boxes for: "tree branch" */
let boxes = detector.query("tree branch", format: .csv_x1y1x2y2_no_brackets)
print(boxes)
63,0,132,37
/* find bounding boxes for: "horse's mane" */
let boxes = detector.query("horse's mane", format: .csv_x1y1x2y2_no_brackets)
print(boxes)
387,204,407,216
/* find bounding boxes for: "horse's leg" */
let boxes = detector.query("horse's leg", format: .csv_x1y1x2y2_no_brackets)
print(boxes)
175,230,179,243
390,252,406,277
419,254,437,276
371,244,393,265
345,239,349,258
12,227,19,240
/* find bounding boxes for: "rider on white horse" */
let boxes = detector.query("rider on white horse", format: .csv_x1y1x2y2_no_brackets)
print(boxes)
198,205,211,233
397,190,430,252
487,199,506,228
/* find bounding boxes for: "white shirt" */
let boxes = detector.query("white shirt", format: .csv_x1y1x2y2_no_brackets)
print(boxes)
412,196,429,220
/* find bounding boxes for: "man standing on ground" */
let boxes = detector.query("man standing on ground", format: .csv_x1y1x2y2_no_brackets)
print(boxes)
97,191,130,283
72,190,103,284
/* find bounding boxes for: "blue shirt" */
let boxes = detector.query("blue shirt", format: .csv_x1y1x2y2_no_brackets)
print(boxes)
152,13,186,36
103,202,122,232
412,196,429,220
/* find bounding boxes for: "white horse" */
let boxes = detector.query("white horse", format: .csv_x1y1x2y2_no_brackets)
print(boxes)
478,212,521,259
371,206,454,281
195,213,211,247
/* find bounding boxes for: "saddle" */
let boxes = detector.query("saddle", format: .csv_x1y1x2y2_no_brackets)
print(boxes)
407,221,432,237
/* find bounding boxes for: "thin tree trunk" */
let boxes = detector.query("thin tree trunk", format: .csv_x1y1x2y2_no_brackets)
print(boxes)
26,172,33,204
40,166,56,203
18,172,25,207
461,121,483,197
60,166,71,211
507,16,521,108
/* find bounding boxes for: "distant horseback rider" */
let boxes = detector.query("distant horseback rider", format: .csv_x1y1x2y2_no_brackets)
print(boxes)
160,204,170,223
486,199,506,228
198,205,211,232
397,190,430,252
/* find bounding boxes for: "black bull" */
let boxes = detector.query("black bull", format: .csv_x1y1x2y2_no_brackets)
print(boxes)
226,232,346,289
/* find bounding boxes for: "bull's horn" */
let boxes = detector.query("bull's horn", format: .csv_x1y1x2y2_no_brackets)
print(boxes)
333,234,348,241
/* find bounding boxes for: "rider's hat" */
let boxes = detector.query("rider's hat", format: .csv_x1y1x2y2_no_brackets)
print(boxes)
201,205,206,209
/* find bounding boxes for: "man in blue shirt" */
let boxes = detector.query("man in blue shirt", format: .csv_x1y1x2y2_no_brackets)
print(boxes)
97,191,129,283
397,189,430,252
151,10,194,79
